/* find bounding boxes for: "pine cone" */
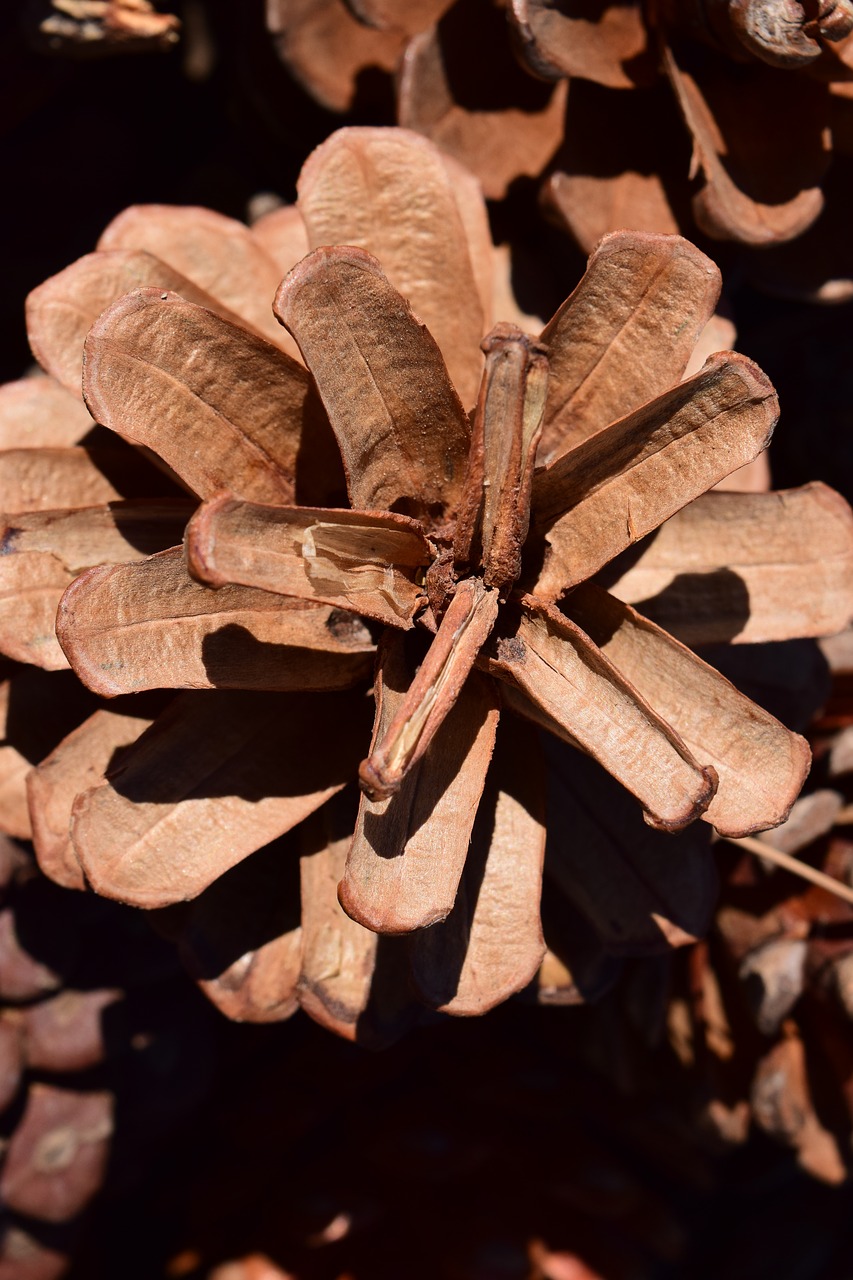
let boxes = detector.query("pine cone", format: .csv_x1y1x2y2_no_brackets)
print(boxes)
24,0,180,57
265,0,853,254
0,838,214,1277
6,127,853,1042
662,652,853,1187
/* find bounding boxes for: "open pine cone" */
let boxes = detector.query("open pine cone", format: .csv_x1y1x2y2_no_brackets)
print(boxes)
516,0,853,250
267,0,853,250
6,127,853,1041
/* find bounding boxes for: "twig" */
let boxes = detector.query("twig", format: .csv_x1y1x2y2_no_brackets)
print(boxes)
720,834,853,907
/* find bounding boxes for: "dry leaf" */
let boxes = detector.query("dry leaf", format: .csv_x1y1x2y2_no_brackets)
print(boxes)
739,938,807,1035
28,0,179,52
757,789,843,854
752,1027,847,1183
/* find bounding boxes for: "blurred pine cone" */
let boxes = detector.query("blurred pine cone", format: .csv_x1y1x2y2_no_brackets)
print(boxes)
265,0,853,263
0,837,215,1278
620,642,853,1203
23,0,180,57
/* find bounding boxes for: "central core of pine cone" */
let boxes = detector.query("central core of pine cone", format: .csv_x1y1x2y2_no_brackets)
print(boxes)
358,325,549,803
